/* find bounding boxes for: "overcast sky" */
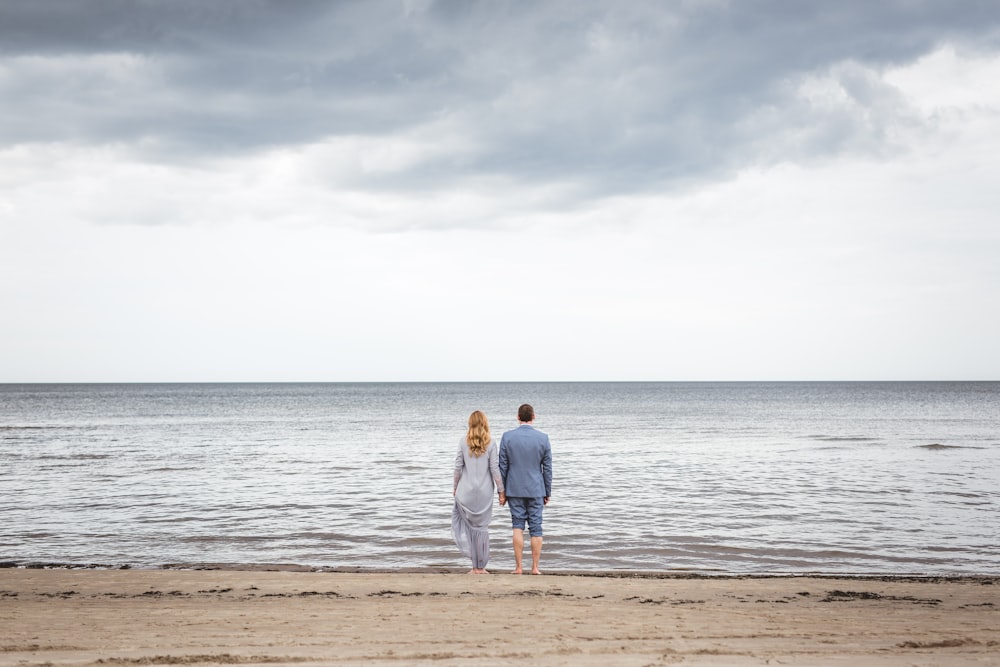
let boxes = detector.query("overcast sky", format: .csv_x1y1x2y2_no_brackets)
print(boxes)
2,1,999,382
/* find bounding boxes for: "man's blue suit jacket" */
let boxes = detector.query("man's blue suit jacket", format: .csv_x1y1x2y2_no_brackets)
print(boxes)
498,424,552,498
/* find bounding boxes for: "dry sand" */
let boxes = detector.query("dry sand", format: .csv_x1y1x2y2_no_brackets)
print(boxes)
1,568,997,666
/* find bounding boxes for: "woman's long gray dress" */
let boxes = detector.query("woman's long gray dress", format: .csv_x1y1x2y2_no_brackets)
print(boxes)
452,438,503,569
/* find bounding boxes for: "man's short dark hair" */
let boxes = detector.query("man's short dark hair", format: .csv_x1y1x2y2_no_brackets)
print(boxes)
518,403,535,422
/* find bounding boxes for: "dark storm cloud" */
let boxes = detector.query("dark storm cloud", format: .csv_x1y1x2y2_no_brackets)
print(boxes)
3,0,999,195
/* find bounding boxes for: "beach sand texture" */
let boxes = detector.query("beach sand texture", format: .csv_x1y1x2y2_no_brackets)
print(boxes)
1,569,997,666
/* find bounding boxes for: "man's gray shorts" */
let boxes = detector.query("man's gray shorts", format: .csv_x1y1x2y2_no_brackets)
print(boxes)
507,496,544,537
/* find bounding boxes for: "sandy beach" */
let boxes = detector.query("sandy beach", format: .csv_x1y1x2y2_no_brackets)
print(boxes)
1,568,997,666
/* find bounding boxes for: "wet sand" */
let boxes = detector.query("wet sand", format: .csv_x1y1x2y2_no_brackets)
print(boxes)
1,568,997,665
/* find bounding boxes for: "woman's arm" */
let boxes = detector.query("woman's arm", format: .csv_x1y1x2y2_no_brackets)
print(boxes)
489,441,504,496
453,441,465,495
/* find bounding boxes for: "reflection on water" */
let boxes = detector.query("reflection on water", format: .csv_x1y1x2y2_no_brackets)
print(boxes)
1,382,998,573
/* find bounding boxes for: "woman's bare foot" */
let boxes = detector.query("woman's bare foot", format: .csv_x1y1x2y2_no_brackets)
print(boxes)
511,568,523,574
531,569,542,575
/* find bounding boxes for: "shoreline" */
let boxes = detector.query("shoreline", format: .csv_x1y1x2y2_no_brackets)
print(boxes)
3,568,997,665
0,560,1000,585
2,560,997,582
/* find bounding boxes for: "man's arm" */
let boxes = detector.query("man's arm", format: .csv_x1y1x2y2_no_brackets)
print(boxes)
541,438,552,500
498,435,509,502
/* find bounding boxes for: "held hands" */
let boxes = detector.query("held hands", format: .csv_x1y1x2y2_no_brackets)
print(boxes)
495,493,548,505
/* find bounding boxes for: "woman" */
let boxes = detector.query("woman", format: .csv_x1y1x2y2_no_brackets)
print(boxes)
452,410,505,574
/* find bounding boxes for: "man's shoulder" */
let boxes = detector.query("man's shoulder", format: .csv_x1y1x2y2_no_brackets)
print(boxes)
500,426,526,443
522,426,549,443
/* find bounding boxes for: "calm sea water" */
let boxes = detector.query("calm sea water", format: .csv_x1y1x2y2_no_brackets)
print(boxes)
1,382,997,574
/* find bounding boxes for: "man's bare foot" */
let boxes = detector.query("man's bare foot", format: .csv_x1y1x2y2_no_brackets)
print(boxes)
511,568,522,574
531,569,542,575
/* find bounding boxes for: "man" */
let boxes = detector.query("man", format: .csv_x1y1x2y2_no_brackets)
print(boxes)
498,403,552,575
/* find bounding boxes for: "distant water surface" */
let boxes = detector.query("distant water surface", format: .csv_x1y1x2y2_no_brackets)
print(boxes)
1,382,997,574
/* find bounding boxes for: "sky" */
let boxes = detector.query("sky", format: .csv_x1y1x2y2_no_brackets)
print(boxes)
2,1,999,382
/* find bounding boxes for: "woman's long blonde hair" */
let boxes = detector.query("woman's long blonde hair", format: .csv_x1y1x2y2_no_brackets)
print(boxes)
466,410,491,457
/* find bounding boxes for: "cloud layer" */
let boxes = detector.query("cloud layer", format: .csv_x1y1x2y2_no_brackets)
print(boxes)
2,1,999,381
4,1,999,206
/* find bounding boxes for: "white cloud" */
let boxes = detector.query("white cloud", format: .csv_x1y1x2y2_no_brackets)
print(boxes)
885,46,1000,114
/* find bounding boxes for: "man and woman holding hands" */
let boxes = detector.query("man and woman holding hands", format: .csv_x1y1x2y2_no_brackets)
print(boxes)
451,403,552,574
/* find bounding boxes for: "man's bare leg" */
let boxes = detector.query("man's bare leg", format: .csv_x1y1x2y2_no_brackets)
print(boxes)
530,536,543,574
511,529,524,574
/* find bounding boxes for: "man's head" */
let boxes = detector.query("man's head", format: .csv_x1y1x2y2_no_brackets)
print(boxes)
518,403,535,423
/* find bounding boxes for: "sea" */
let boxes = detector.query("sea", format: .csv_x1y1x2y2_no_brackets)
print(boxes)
1,382,997,575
